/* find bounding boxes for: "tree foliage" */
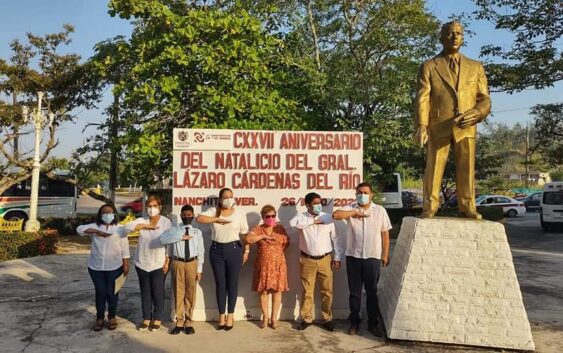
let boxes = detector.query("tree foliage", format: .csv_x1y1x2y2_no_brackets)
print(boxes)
96,0,306,188
0,25,100,194
278,0,439,177
531,103,563,168
473,0,563,92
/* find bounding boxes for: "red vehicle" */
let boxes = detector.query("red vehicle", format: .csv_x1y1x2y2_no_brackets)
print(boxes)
120,197,143,214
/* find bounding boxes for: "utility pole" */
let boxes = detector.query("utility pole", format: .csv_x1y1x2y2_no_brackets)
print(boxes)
525,122,530,189
13,92,19,159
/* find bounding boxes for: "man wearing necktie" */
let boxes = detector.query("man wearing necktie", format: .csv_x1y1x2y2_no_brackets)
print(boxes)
160,204,205,335
413,20,491,219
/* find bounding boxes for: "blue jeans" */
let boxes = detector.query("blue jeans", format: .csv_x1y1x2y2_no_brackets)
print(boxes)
88,267,123,320
136,266,166,321
346,256,381,327
209,241,243,314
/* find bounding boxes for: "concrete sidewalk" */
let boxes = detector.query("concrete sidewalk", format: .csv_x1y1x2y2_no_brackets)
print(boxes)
1,245,562,353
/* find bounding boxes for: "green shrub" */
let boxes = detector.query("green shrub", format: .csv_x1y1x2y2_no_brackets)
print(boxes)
0,230,59,262
40,216,97,235
386,206,504,238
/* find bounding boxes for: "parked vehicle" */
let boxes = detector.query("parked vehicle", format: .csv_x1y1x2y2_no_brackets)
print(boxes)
120,197,143,214
0,172,77,229
475,195,526,217
381,173,403,208
523,192,542,212
540,182,563,231
401,191,419,209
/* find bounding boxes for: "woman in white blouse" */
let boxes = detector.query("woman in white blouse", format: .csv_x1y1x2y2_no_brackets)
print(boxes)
77,203,130,331
197,187,249,331
124,195,172,332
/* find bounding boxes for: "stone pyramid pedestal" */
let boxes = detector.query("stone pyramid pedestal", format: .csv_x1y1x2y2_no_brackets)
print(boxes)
379,217,534,350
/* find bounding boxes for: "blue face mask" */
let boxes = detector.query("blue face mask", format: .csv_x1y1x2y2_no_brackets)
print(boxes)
101,213,115,224
312,204,323,215
356,194,370,206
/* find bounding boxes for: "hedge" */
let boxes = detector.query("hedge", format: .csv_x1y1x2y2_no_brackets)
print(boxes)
0,230,58,262
40,216,97,236
386,206,505,238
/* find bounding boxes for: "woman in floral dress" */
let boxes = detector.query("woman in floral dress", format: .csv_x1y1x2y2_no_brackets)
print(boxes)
246,205,289,329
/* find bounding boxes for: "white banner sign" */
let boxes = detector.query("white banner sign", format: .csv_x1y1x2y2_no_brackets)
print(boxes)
172,128,363,320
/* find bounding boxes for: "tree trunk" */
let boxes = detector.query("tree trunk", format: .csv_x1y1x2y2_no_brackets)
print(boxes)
109,93,119,204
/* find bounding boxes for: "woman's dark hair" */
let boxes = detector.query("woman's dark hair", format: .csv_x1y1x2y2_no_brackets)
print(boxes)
96,203,119,226
260,204,276,217
145,195,162,207
216,187,233,217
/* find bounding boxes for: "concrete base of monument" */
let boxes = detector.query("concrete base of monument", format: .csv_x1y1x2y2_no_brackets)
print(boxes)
379,217,535,351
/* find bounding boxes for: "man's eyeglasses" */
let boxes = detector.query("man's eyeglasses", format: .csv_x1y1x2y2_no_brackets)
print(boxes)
264,215,276,219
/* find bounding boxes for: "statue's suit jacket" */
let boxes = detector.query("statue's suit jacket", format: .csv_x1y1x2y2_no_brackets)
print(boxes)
415,53,491,142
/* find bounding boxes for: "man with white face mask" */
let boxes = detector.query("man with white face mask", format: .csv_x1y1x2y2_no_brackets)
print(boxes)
333,182,391,337
289,192,344,332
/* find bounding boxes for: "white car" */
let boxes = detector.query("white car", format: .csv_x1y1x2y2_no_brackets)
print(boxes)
476,195,526,217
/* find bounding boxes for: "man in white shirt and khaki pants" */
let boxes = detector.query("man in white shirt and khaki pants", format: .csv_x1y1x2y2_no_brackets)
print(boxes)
333,182,391,337
290,192,344,332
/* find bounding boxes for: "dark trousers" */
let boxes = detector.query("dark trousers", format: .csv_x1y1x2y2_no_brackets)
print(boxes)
209,241,243,314
88,267,123,320
136,266,166,321
346,256,381,327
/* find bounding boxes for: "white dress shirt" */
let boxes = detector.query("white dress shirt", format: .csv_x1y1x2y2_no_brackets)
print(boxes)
77,223,130,271
201,207,249,243
124,216,172,272
289,211,344,261
339,202,392,259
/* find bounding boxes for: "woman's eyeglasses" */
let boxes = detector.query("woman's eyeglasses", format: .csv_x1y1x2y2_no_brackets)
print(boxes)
264,215,276,219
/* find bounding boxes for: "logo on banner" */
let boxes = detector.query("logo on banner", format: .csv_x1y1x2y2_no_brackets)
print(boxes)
194,132,205,143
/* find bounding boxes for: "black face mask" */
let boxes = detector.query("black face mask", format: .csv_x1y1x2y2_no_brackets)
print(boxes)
181,216,194,226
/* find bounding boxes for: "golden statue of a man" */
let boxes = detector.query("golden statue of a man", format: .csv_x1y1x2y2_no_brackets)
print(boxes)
413,21,491,219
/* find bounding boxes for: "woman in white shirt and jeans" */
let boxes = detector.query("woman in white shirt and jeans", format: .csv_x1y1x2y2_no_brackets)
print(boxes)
77,203,130,331
197,187,249,331
124,195,172,332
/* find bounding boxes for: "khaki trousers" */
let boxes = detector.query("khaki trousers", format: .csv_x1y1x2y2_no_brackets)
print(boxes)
172,260,198,327
300,254,333,323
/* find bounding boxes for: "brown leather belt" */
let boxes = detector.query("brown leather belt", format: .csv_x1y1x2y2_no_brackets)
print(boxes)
173,256,197,263
301,251,331,260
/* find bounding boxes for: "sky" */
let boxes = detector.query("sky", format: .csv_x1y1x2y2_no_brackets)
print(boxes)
0,0,561,159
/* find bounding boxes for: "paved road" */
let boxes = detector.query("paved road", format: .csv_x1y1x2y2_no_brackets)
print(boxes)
505,211,563,253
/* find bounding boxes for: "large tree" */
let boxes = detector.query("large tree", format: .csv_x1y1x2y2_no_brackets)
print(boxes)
0,25,100,195
531,103,563,168
98,0,305,188
279,0,440,178
473,0,562,92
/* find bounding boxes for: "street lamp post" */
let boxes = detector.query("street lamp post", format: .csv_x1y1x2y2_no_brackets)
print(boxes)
23,92,54,232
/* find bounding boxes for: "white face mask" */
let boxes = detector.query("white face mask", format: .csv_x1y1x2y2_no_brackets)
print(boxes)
147,206,160,217
221,198,235,209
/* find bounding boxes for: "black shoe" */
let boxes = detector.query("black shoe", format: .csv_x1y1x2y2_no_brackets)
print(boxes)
149,323,161,332
322,321,335,332
297,321,311,331
224,325,233,331
138,322,149,331
170,327,182,335
368,324,384,337
348,324,359,336
184,326,195,335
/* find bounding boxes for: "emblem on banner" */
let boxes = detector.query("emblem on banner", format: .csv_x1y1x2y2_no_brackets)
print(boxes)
178,130,189,144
